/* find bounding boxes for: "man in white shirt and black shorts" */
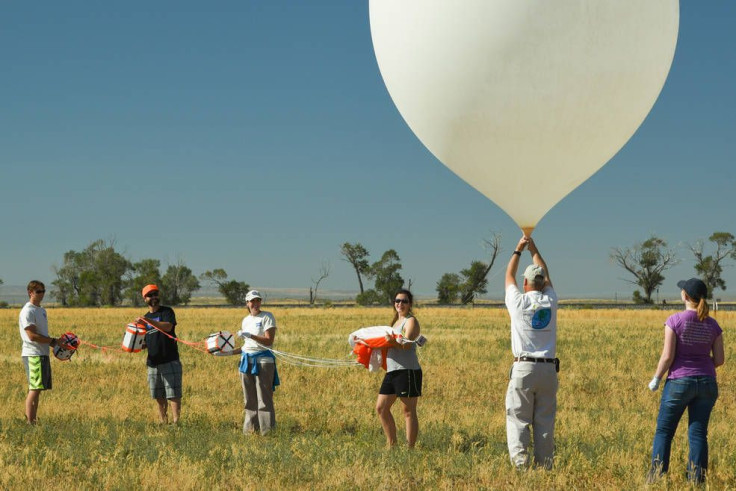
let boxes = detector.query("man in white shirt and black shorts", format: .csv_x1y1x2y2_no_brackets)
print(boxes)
504,236,559,470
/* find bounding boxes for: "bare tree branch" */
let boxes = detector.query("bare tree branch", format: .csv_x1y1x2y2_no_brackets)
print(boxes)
460,232,502,305
309,261,331,305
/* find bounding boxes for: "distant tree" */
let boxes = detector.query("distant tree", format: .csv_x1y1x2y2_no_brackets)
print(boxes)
340,242,370,294
219,281,249,306
356,289,383,306
52,239,131,306
371,249,404,304
459,234,502,305
436,273,462,304
161,260,200,306
611,235,678,304
52,250,83,306
200,268,249,306
95,243,132,306
125,259,162,307
309,261,331,305
460,261,491,305
632,290,646,304
688,232,736,299
405,278,414,292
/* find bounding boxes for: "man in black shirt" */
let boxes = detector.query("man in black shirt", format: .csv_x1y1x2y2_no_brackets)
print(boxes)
136,284,182,424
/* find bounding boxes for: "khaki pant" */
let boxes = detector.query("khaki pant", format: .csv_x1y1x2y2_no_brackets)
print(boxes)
505,361,558,468
240,361,276,435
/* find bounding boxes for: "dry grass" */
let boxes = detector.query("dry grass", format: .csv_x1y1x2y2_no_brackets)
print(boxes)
1,306,734,489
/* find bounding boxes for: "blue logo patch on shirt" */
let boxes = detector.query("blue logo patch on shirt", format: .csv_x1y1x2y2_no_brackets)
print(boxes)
145,315,160,331
532,308,552,329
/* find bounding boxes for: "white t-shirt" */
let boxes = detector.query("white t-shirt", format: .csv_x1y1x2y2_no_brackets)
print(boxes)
241,311,276,354
19,302,50,357
505,284,558,358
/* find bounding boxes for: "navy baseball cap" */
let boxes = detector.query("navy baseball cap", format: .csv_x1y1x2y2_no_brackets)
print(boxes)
677,278,708,301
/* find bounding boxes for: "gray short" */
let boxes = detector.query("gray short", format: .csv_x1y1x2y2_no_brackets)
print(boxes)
147,360,182,399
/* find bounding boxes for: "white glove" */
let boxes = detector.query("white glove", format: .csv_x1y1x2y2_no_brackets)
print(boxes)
237,330,252,339
213,350,234,357
648,376,661,391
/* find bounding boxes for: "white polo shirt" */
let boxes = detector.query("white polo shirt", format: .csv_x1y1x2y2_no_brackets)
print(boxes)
19,302,50,357
505,284,558,358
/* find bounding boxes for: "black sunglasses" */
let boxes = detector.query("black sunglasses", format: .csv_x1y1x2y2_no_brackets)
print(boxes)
35,290,46,294
145,291,159,298
394,298,410,304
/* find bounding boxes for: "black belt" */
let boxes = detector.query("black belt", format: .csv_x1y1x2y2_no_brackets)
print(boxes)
514,357,556,363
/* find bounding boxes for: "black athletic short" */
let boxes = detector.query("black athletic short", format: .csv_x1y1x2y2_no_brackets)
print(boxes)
379,369,422,398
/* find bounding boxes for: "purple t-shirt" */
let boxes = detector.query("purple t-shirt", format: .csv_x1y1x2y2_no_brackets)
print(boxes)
666,310,722,379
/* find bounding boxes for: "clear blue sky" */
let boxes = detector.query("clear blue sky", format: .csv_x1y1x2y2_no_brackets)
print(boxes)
1,2,735,300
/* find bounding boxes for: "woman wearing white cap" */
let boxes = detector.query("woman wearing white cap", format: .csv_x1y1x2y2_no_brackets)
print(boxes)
214,290,279,435
647,278,724,484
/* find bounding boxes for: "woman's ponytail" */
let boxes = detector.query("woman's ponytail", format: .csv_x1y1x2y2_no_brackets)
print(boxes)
697,297,709,321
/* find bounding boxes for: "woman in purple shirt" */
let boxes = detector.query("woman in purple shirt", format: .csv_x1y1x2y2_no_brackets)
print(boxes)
647,278,725,484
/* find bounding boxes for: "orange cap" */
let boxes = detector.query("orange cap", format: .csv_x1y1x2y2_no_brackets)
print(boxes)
142,284,159,298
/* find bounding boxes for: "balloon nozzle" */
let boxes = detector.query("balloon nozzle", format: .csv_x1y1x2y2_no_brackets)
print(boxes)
521,226,535,238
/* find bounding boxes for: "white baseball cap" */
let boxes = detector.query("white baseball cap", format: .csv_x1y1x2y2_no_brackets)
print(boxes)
245,290,262,302
523,264,545,282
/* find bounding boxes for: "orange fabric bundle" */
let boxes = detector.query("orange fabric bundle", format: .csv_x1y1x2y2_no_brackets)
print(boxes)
348,326,400,371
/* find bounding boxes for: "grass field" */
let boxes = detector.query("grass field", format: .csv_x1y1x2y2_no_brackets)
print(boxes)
1,306,733,489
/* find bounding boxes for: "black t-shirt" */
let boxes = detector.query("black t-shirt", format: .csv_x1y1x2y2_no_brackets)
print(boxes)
144,306,179,367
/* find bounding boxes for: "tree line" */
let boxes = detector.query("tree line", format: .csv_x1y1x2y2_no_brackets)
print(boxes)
50,239,249,307
42,235,504,308
342,231,736,306
5,231,733,307
610,232,736,303
341,233,501,306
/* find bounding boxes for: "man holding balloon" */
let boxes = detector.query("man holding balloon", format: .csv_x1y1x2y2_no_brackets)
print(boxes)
504,236,559,469
370,0,678,472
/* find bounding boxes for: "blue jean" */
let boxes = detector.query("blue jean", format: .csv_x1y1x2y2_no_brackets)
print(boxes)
651,376,718,483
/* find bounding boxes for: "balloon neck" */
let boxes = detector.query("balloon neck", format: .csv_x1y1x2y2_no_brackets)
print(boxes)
521,226,535,237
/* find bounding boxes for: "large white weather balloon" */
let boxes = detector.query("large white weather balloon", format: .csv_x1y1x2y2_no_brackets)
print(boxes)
370,0,679,235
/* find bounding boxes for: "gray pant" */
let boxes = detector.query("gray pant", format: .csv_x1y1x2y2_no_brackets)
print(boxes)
240,360,275,435
505,361,558,469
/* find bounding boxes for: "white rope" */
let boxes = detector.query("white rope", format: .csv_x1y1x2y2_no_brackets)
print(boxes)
236,331,428,369
252,340,360,368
